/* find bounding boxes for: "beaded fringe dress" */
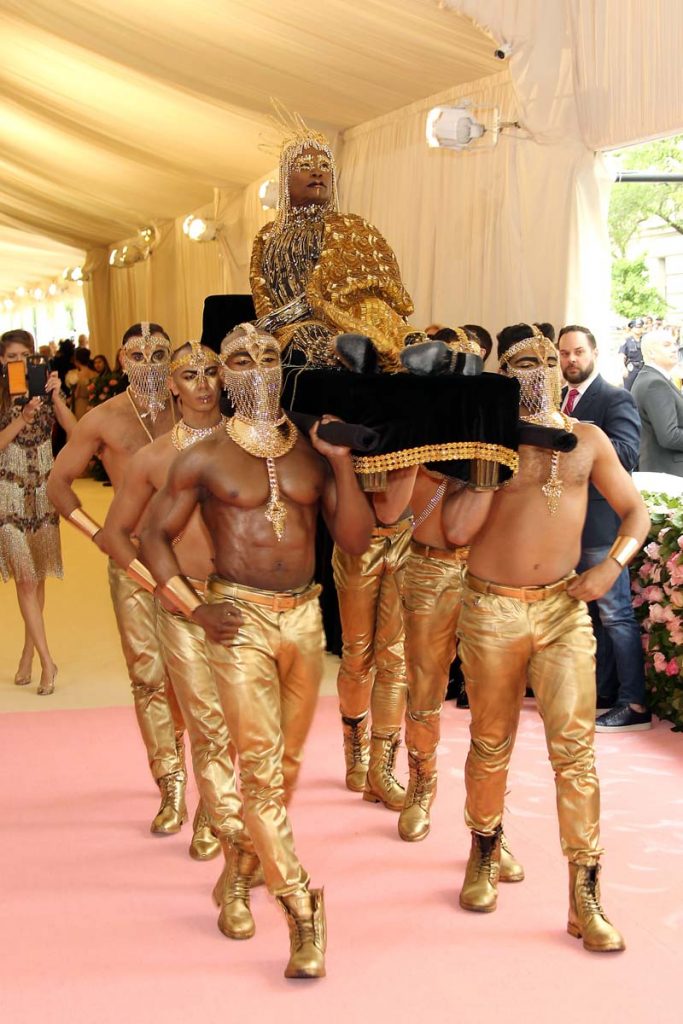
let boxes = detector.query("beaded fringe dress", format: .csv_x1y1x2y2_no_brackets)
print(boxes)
0,401,63,583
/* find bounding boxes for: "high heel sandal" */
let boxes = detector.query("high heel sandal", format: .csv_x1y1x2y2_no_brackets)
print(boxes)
14,671,32,686
37,665,58,696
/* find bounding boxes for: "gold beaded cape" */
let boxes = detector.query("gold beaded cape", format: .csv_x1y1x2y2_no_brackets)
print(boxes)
250,211,415,372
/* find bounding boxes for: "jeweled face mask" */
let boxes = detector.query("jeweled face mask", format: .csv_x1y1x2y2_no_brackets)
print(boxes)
122,323,172,421
221,327,283,425
499,332,563,426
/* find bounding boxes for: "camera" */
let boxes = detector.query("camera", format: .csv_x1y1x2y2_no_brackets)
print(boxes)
494,42,512,60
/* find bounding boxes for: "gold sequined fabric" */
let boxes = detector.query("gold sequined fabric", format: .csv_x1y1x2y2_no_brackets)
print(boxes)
250,212,414,371
0,401,62,583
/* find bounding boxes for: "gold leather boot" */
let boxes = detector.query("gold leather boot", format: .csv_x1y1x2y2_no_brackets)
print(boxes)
150,769,188,834
398,751,437,842
213,844,258,940
278,888,327,979
567,863,625,952
188,803,220,861
459,829,501,913
342,712,370,792
363,730,405,811
499,831,525,882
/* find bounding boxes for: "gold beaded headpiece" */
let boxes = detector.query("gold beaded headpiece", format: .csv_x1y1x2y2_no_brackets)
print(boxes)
220,322,281,365
268,101,339,222
451,327,483,356
498,324,556,367
169,340,221,379
122,322,172,421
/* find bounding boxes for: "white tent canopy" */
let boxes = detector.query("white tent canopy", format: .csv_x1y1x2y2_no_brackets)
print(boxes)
1,0,682,356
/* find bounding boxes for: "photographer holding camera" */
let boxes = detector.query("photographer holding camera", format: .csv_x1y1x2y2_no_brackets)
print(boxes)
0,329,76,695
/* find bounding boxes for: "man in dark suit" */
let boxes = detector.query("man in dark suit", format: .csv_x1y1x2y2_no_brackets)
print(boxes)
558,325,650,732
631,330,683,475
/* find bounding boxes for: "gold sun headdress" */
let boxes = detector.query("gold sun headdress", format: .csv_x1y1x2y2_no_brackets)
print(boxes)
267,101,339,223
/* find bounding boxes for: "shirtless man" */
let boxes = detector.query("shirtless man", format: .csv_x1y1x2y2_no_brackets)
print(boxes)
442,323,649,953
140,323,374,979
101,341,231,863
47,323,195,841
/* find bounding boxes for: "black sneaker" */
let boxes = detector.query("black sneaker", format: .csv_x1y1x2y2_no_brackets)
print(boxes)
595,694,614,717
595,705,652,733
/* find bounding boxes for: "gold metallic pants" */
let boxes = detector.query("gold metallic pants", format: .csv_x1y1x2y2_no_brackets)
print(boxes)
404,543,467,757
108,560,184,781
457,575,603,865
205,577,324,896
333,518,411,731
156,601,243,843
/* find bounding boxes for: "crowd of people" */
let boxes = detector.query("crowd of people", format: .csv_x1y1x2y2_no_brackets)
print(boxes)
1,113,665,981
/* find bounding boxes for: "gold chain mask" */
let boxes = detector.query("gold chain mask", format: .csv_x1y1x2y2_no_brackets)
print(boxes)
122,322,172,421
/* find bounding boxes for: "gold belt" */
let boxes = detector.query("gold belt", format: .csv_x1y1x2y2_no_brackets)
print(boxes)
373,516,412,537
466,572,574,603
410,541,469,564
208,577,321,612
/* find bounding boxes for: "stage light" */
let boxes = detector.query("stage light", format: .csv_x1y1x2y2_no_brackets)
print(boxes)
426,102,521,153
33,288,44,301
15,286,26,297
48,283,58,296
183,215,218,242
4,298,15,310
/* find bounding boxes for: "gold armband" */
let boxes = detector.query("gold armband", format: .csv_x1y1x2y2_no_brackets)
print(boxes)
160,575,204,618
126,558,156,594
608,535,641,569
67,507,103,541
467,459,500,491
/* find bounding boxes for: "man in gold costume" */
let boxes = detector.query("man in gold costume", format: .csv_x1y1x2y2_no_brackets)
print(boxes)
100,341,235,865
47,324,206,850
140,324,374,979
441,323,650,953
250,115,425,372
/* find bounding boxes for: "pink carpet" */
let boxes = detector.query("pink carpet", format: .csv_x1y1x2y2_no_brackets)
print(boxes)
1,696,682,1024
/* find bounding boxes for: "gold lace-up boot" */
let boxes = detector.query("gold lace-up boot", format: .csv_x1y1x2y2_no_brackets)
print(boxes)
398,751,437,842
188,802,220,861
567,863,625,952
459,828,501,913
363,730,405,811
499,831,525,882
342,712,370,792
278,888,327,979
150,769,188,834
212,844,258,940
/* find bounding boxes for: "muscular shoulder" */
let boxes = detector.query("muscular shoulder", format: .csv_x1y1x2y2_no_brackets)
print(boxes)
131,432,173,476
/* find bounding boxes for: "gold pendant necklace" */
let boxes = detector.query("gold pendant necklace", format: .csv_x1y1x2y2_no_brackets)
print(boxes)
225,416,299,541
541,415,574,515
171,416,226,451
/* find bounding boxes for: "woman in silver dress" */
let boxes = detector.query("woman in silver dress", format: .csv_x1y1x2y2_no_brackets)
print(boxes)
0,330,76,695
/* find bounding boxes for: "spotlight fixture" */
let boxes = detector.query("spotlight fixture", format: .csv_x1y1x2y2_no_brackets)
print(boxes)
62,266,86,282
3,298,15,310
109,245,146,268
426,101,522,152
15,286,26,297
33,288,44,301
182,215,218,242
258,179,278,211
48,283,58,296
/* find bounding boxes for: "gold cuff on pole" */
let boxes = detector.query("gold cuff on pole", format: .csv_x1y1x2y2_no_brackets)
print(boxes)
467,458,500,491
608,535,641,568
67,507,103,540
126,558,156,593
159,575,204,618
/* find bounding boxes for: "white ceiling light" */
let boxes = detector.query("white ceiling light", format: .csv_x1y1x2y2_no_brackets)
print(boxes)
48,283,58,296
33,287,44,300
109,245,146,268
62,266,86,282
258,179,278,211
4,298,15,310
15,286,26,297
183,215,218,242
426,101,522,152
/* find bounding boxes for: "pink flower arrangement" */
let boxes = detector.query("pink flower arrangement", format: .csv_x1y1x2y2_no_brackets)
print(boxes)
631,493,683,730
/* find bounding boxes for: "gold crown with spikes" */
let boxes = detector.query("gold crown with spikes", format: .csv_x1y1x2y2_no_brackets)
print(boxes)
169,339,221,374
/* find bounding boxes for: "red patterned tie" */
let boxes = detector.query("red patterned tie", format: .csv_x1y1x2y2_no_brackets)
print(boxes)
564,388,579,414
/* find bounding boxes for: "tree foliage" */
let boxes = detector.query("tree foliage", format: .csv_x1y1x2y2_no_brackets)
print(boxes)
608,135,683,257
611,256,667,319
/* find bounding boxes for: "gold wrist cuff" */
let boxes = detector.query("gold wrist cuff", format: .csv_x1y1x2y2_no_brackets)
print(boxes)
160,575,204,618
608,535,641,568
468,459,500,491
126,558,156,593
67,507,102,540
